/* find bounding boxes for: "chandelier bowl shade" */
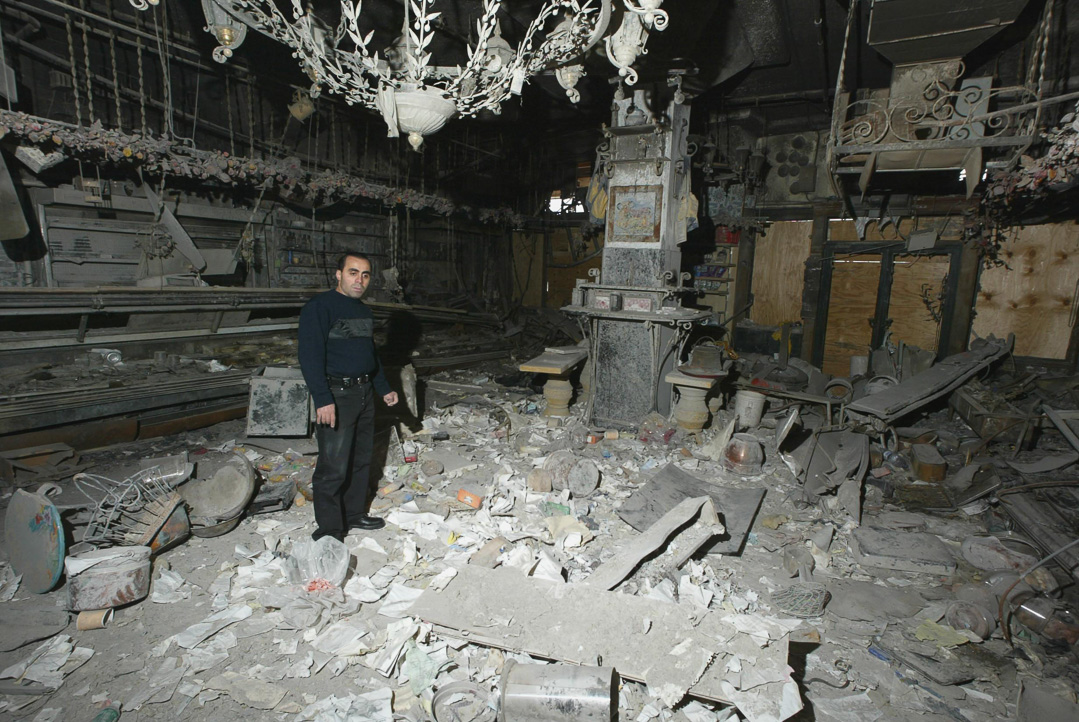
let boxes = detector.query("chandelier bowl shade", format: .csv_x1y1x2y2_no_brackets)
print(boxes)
394,87,458,150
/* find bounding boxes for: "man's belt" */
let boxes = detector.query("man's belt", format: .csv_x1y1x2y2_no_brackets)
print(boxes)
327,374,371,388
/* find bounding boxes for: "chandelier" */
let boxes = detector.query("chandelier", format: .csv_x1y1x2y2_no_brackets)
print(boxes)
131,0,668,149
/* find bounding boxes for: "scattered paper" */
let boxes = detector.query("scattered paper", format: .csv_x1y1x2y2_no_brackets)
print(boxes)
151,569,191,603
205,671,287,710
0,562,20,601
0,635,93,689
175,605,253,649
378,583,425,618
299,688,393,721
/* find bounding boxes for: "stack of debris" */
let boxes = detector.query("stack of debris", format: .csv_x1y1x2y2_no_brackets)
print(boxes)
2,332,1079,721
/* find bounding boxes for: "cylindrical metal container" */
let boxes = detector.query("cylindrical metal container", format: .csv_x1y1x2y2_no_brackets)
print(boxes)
499,660,616,722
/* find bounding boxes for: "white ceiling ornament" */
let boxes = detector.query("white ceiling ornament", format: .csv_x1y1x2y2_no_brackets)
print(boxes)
131,0,666,148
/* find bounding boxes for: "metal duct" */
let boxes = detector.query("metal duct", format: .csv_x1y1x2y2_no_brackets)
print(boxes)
868,0,1032,64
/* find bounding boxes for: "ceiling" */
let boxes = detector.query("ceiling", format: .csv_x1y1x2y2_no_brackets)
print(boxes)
3,0,1073,211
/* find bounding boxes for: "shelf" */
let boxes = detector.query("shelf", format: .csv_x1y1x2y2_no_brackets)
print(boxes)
604,123,669,137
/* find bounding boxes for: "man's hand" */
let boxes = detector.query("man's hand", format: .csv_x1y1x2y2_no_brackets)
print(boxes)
315,403,336,427
383,391,399,406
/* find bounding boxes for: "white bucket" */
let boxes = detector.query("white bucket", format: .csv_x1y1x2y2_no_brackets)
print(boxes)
733,389,766,429
849,354,869,377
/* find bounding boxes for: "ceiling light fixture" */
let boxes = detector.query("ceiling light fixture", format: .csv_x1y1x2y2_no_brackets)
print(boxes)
130,0,668,149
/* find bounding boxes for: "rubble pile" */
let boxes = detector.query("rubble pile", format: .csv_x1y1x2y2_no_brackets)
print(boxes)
2,335,1079,721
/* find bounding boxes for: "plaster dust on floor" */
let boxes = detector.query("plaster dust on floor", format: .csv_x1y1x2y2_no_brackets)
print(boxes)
1,357,1079,722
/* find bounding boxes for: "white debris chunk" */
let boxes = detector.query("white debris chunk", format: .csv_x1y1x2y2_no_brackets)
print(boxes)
0,562,21,601
208,570,234,610
378,583,425,618
309,620,372,657
366,618,419,677
175,604,253,649
299,688,393,721
181,630,237,674
532,553,565,583
151,569,191,603
204,670,287,710
810,692,884,722
428,567,458,592
679,575,714,609
126,658,188,710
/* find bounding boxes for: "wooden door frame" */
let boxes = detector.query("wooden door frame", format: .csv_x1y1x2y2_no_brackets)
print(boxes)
811,241,963,369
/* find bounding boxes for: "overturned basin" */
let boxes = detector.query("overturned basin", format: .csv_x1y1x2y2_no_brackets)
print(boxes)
180,453,256,534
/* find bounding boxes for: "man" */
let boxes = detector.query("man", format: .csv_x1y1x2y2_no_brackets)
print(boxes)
299,252,398,542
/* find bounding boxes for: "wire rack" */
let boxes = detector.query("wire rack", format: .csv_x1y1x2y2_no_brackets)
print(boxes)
74,466,183,547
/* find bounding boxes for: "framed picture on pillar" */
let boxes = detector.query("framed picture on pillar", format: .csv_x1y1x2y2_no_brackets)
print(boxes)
608,185,662,246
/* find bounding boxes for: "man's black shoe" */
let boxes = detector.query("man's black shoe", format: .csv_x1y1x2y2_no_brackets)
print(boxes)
348,515,386,531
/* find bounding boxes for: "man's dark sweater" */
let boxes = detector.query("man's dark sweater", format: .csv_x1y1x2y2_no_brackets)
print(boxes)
298,289,391,408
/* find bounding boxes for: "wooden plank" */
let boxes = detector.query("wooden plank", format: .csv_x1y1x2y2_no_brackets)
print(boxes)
888,254,949,353
821,255,880,376
585,497,721,591
519,349,588,374
409,564,800,720
972,222,1079,359
751,221,812,326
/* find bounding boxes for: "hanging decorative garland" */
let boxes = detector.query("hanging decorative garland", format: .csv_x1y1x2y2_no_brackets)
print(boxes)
0,109,523,224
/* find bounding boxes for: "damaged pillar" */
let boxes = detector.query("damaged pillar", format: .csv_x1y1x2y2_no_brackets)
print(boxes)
564,83,709,428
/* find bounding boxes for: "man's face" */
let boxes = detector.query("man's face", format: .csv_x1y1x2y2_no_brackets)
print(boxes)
335,256,372,299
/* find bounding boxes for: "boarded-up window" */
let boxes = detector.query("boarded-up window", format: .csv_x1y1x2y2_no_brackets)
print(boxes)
973,223,1079,359
751,221,812,326
822,256,880,376
889,255,949,353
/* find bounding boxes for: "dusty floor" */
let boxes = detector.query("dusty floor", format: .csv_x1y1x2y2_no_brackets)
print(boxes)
1,362,1078,722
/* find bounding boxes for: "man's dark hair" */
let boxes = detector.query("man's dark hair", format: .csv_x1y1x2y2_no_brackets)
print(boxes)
337,252,372,271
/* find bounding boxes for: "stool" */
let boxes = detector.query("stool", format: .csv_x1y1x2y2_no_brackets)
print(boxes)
665,369,719,431
520,346,589,417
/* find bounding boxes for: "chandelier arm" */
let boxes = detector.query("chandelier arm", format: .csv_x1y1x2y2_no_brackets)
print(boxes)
622,0,667,30
446,0,503,94
583,0,612,51
514,0,585,76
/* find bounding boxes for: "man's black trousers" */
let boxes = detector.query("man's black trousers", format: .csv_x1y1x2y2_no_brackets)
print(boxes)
312,383,375,540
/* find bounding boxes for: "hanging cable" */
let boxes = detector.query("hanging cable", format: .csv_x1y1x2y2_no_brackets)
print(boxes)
225,71,235,156
190,70,201,143
152,4,175,139
135,34,147,136
77,0,93,125
1033,0,1055,131
330,104,337,163
246,78,254,157
65,14,82,126
0,15,12,111
108,29,122,130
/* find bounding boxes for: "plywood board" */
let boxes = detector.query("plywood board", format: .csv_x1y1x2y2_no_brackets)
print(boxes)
973,223,1079,359
751,221,812,327
409,564,801,721
821,256,880,376
888,254,949,354
617,464,765,556
512,232,545,308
